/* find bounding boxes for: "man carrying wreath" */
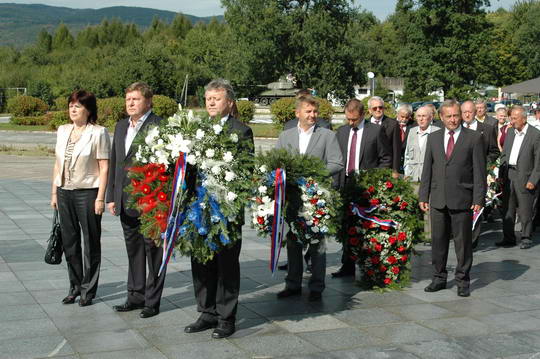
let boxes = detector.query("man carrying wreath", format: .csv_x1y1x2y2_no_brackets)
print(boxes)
275,95,343,302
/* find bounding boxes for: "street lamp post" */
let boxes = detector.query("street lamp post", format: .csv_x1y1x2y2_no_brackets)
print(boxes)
367,72,375,96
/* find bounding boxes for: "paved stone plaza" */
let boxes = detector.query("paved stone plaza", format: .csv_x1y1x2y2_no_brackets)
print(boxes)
1,152,540,359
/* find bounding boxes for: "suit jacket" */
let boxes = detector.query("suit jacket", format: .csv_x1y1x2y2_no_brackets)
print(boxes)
479,115,497,127
284,117,332,131
419,127,486,210
276,125,343,175
368,115,401,172
500,125,540,193
54,123,110,188
403,125,441,182
474,122,500,164
106,112,162,216
335,122,391,187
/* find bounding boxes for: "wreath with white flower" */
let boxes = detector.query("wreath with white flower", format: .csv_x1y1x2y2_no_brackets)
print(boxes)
250,148,341,246
126,106,253,263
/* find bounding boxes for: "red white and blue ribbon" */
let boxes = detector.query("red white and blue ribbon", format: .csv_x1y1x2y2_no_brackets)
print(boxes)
270,168,286,274
159,152,187,276
350,203,398,228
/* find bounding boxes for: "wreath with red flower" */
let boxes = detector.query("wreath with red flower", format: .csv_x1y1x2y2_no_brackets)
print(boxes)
339,168,424,289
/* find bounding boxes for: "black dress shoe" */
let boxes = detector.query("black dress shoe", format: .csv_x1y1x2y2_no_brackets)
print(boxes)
424,282,447,292
277,288,301,299
78,298,93,307
520,239,532,249
62,295,77,305
308,291,322,302
278,263,288,271
140,307,159,318
495,239,516,247
113,301,145,312
331,267,355,278
457,287,470,297
212,322,235,339
185,318,218,333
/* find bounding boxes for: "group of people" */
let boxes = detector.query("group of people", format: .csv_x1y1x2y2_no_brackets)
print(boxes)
49,78,539,340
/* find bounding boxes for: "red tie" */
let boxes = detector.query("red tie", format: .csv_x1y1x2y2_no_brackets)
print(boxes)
500,125,507,147
400,124,406,143
446,131,455,160
347,127,358,173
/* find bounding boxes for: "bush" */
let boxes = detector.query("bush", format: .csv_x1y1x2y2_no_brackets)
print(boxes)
270,97,334,129
152,95,178,119
46,111,70,130
235,100,255,124
97,97,126,128
10,115,49,126
53,96,68,111
7,95,49,117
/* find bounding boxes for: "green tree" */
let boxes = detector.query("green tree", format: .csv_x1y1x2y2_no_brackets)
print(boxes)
36,28,52,53
52,23,74,50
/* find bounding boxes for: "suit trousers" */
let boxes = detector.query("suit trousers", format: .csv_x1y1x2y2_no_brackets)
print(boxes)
286,237,326,293
430,206,473,288
57,188,101,300
120,209,166,309
191,231,242,324
502,168,538,242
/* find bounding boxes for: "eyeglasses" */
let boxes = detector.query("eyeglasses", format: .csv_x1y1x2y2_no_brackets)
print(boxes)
371,106,384,110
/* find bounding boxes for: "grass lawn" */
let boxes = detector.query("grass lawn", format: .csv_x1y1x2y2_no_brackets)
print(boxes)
0,123,50,131
249,123,279,138
0,144,54,156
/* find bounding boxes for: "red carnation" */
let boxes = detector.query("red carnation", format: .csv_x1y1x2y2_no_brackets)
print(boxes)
370,237,378,243
349,237,360,246
380,225,390,231
144,170,154,178
393,196,401,203
362,221,374,229
131,179,140,187
141,184,151,194
388,236,397,245
257,216,265,225
370,198,380,206
385,181,393,189
401,255,408,262
366,269,375,277
157,192,167,202
158,174,169,182
348,227,357,235
400,201,409,210
392,266,400,274
310,198,318,205
374,244,383,252
398,232,407,241
368,185,375,193
387,256,398,264
158,164,167,173
384,278,392,285
398,246,406,252
313,218,320,226
371,256,380,265
379,265,387,272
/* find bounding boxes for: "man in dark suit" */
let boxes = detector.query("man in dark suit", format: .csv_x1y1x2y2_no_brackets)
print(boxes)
106,82,164,318
396,104,415,173
475,100,498,127
419,100,486,297
184,79,254,339
497,105,540,249
367,96,401,178
461,100,500,249
332,99,391,277
283,89,333,130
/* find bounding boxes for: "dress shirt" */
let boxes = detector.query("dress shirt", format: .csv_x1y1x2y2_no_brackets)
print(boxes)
346,121,365,173
464,120,478,130
370,116,383,125
298,124,315,154
508,124,529,166
125,110,151,155
417,125,433,152
444,126,462,150
220,114,229,126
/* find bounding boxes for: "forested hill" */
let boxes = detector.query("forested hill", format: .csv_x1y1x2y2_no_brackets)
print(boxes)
0,3,223,47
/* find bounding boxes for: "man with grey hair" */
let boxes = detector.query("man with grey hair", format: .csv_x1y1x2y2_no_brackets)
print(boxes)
368,96,401,177
475,99,497,127
184,78,254,339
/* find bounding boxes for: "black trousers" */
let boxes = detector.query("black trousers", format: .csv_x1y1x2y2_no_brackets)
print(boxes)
120,209,166,309
191,228,242,324
430,206,473,288
502,168,538,242
57,188,101,300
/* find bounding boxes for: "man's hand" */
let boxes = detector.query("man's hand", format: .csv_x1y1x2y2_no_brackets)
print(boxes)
392,171,400,179
419,202,429,212
526,182,535,190
471,204,483,212
107,202,116,215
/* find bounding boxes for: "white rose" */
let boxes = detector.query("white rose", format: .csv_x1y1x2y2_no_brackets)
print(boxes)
206,149,215,158
225,171,236,182
213,124,223,134
201,162,208,170
196,129,205,140
262,196,271,204
301,194,309,202
258,186,267,194
223,151,233,163
312,226,320,233
259,165,267,173
317,190,323,195
306,220,313,226
226,191,237,201
186,154,197,164
144,126,160,146
150,156,157,163
195,151,201,157
211,165,221,175
230,133,239,143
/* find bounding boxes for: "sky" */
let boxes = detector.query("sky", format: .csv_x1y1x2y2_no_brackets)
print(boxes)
7,0,519,18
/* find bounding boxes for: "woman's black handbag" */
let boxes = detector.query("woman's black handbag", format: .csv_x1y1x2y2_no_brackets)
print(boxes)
44,210,63,265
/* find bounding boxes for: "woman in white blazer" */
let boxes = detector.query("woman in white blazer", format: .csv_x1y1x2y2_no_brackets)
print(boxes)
50,90,110,307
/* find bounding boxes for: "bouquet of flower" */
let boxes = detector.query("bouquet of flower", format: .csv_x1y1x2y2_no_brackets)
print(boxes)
126,105,254,263
486,156,502,208
340,168,424,289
